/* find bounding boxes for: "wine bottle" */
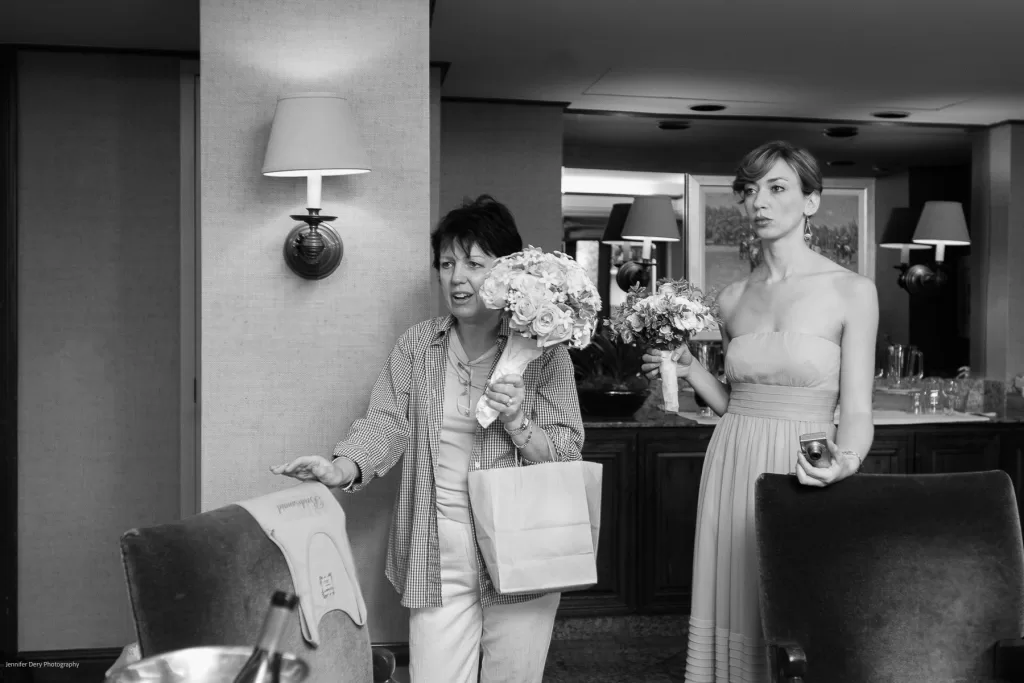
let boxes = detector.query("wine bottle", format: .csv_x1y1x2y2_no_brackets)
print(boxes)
231,591,300,683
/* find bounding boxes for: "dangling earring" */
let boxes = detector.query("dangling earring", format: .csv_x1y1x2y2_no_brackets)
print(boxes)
803,216,812,245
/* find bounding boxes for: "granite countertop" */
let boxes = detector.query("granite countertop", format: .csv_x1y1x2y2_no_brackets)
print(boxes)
583,409,700,429
583,407,1020,429
580,382,1024,428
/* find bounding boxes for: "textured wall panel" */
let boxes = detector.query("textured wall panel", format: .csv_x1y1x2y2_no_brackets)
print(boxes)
440,101,564,253
17,50,182,649
200,0,429,644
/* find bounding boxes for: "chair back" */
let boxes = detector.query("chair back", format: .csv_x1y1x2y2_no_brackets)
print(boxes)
119,496,374,683
754,471,1024,682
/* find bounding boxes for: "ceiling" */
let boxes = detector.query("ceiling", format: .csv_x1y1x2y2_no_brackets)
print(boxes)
431,0,1023,175
1,0,1015,175
562,114,974,177
431,0,1024,126
0,1,198,52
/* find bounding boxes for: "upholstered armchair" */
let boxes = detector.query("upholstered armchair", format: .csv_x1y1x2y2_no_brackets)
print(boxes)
118,493,397,683
754,470,1024,683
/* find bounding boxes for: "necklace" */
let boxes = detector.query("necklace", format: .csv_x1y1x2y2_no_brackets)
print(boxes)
447,333,494,417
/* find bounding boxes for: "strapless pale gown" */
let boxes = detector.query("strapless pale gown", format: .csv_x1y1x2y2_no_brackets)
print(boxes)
684,331,840,683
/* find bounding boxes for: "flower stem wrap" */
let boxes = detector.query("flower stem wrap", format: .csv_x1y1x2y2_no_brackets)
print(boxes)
476,335,544,428
658,348,679,413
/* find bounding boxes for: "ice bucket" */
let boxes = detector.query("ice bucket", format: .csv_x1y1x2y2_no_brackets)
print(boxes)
104,645,309,683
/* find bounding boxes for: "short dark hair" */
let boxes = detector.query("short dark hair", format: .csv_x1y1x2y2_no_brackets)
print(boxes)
732,140,823,197
430,194,523,270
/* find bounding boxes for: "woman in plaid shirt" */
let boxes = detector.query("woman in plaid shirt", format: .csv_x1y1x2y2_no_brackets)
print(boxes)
273,195,585,683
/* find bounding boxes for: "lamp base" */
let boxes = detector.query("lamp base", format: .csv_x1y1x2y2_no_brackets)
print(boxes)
616,259,653,292
285,210,343,280
896,262,947,295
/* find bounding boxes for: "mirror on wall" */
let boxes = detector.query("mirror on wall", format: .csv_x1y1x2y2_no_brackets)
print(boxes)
561,184,679,317
560,112,977,360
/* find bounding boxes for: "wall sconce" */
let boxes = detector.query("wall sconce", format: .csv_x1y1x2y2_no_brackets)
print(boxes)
601,203,633,247
601,202,649,289
879,207,931,291
262,92,371,280
900,201,970,295
616,195,680,294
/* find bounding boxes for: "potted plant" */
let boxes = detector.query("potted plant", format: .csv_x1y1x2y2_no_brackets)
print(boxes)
569,321,650,418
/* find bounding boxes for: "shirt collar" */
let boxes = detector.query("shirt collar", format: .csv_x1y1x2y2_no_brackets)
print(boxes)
432,314,511,344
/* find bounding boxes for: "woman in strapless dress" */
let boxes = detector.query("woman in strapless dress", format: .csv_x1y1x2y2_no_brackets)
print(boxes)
642,141,879,683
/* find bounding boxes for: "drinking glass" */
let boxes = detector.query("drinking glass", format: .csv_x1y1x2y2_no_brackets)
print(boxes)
940,379,962,414
694,390,713,419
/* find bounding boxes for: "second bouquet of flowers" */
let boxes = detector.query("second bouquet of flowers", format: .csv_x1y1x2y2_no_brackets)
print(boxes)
608,278,719,413
476,246,602,428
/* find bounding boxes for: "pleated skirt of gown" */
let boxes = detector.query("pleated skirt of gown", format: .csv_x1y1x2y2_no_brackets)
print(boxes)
683,383,838,683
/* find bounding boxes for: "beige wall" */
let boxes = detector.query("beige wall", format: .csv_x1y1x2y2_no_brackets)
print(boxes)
430,66,443,317
970,123,1024,380
17,50,182,650
439,101,564,253
199,0,428,645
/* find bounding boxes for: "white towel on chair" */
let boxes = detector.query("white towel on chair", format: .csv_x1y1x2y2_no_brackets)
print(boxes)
237,481,367,646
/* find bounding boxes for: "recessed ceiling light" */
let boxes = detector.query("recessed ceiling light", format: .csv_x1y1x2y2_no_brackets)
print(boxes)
824,126,858,138
689,104,726,112
827,160,856,167
657,120,691,131
872,111,910,119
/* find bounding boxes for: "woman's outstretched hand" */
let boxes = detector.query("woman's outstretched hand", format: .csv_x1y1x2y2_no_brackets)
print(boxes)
794,439,861,487
641,345,695,381
270,455,352,488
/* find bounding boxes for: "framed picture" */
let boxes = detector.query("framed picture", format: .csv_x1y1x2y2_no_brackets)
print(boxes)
685,175,875,339
686,174,875,291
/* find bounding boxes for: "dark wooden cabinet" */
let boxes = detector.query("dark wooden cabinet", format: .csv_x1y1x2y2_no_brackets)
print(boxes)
1000,428,1024,524
914,428,1002,473
637,429,713,613
558,421,1024,618
862,429,912,474
558,428,637,615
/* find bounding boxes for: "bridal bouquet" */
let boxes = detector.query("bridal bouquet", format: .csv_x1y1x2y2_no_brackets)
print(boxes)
608,278,719,412
476,246,601,427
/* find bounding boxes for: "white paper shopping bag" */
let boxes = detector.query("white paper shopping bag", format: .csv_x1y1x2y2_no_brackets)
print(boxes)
467,460,602,595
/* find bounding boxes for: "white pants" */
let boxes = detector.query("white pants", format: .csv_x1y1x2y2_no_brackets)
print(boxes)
408,514,561,683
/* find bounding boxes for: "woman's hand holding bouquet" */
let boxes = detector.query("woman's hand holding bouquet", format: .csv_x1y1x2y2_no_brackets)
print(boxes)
608,278,719,413
476,246,601,428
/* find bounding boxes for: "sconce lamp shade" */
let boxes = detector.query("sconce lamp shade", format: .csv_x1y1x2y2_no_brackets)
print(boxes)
262,92,371,177
601,203,632,244
912,201,971,246
620,195,680,242
879,207,929,250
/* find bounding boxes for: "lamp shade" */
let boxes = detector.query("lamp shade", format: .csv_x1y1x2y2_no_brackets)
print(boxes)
879,207,929,250
912,201,970,246
601,203,632,244
262,92,371,177
620,195,680,242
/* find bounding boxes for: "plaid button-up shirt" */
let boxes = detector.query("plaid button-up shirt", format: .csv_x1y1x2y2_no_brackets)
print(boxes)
335,314,585,608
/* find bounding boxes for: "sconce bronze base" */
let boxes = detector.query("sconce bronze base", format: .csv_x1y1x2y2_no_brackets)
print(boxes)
896,262,947,295
285,209,344,280
616,259,652,292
